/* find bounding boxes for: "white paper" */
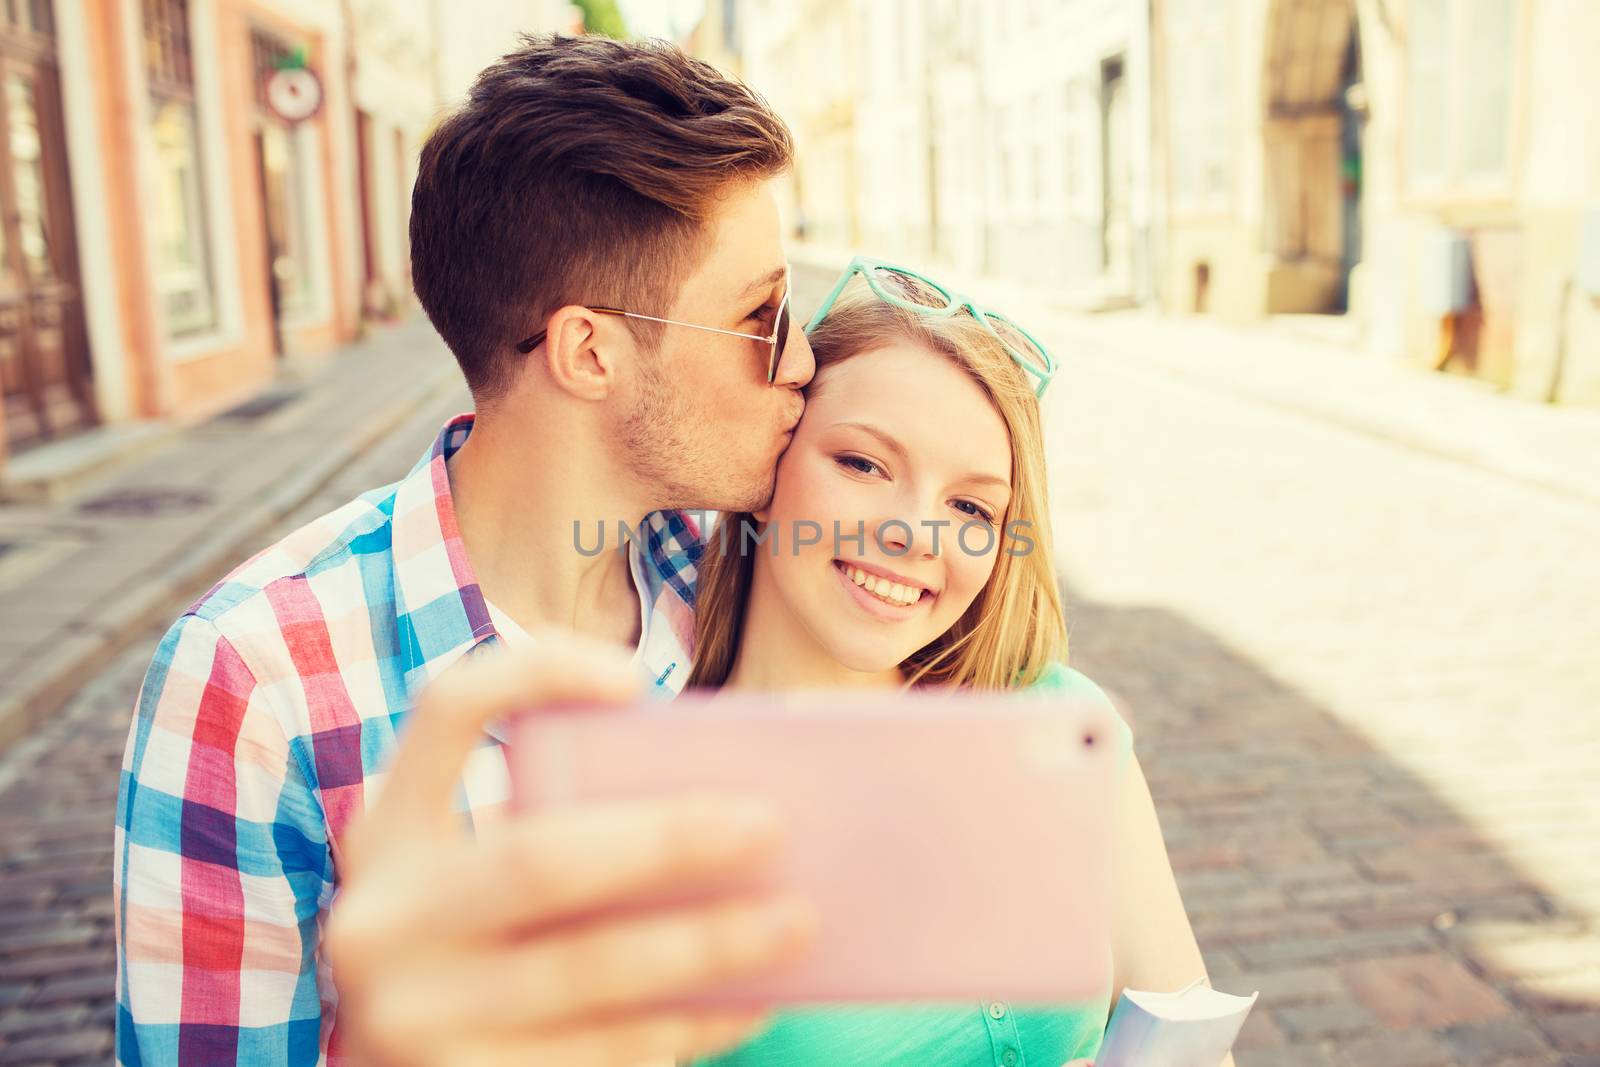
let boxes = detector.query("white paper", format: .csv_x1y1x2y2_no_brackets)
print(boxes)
1095,976,1259,1067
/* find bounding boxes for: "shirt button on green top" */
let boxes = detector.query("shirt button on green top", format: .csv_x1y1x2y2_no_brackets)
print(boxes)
1001,1049,1018,1067
988,1001,1007,1020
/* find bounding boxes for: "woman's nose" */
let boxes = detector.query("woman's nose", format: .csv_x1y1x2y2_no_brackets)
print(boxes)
871,505,941,560
876,518,911,555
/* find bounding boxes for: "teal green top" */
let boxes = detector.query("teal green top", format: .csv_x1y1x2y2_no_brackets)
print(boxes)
689,664,1134,1067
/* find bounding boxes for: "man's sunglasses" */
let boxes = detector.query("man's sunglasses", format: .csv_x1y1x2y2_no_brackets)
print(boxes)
516,276,792,384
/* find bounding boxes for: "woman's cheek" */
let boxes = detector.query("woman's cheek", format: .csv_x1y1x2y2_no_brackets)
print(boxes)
945,533,1001,611
776,453,842,528
804,483,877,551
766,463,821,541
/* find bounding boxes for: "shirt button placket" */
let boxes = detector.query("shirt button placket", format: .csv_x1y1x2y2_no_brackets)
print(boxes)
980,999,1025,1067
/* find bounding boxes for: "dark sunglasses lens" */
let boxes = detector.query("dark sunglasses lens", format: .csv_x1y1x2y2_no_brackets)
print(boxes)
770,300,790,381
986,313,1050,373
870,266,952,309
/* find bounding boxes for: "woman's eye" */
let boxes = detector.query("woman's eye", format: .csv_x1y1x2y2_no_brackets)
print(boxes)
952,499,996,524
836,455,883,477
747,302,778,323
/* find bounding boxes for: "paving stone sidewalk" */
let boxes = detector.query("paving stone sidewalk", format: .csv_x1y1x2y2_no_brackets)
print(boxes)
1043,302,1600,1065
0,319,464,750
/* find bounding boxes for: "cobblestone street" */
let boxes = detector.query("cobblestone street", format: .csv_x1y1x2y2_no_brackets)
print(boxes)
0,266,1597,1064
1041,300,1600,1064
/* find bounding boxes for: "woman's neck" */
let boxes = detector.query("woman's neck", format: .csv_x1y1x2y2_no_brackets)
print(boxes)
722,558,906,691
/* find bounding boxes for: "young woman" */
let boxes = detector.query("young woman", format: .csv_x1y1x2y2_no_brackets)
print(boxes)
683,259,1235,1067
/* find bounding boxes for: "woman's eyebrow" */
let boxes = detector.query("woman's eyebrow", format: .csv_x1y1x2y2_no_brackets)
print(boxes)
832,421,907,460
960,473,1012,491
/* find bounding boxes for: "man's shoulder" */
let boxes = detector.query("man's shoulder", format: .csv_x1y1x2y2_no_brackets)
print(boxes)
183,480,403,651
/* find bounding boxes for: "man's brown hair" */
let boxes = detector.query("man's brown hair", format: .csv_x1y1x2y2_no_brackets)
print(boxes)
410,34,793,403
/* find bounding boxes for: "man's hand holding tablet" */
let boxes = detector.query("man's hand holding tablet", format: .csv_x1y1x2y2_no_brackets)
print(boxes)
327,634,818,1067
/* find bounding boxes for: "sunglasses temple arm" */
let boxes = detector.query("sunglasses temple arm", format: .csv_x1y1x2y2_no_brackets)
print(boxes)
803,264,862,333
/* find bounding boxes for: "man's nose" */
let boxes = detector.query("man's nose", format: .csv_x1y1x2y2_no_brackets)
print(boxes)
773,319,816,389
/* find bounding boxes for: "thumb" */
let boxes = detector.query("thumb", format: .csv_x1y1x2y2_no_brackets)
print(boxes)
373,633,640,835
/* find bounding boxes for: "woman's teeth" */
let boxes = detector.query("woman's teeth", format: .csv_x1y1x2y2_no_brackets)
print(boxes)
844,564,923,607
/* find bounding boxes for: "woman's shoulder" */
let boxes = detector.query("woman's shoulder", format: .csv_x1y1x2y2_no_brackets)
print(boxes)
1026,661,1108,698
1021,662,1135,768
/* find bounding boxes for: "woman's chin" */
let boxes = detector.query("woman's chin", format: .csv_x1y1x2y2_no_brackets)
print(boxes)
823,640,916,678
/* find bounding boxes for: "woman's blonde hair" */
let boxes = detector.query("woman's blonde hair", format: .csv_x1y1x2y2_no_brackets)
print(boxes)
686,273,1067,690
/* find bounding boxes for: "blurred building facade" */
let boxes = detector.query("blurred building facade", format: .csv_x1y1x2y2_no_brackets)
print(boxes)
682,0,741,78
430,0,582,109
737,0,860,249
733,0,1157,307
0,0,578,478
1158,0,1600,403
704,0,1600,404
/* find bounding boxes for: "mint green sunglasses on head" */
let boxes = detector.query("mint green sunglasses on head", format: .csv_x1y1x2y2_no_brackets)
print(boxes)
802,256,1058,398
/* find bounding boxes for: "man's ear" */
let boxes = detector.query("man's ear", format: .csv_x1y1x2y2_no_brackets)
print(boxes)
539,306,618,400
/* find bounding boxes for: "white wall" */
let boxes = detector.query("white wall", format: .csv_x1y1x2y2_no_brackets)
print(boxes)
1519,0,1600,206
431,0,582,107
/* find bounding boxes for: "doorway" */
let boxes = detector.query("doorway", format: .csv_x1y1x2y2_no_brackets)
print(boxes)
1261,0,1362,314
0,6,95,455
251,30,311,357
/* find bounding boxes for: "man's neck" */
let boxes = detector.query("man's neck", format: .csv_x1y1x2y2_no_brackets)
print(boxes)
446,410,644,648
723,558,906,691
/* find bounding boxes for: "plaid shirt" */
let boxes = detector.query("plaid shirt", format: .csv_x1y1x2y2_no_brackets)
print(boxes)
113,413,703,1065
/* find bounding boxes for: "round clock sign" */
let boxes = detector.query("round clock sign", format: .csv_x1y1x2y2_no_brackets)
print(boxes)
265,64,323,124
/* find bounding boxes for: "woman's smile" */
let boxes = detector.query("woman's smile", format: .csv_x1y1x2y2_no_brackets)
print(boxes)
832,558,935,620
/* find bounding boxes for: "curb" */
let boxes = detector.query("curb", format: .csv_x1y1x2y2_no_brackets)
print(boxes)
0,361,463,751
1051,317,1600,509
0,421,185,504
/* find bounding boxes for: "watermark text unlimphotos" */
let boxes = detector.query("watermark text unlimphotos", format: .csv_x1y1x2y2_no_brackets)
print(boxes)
573,516,1036,558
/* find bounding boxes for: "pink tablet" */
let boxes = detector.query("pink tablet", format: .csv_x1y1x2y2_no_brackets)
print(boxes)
509,687,1121,1007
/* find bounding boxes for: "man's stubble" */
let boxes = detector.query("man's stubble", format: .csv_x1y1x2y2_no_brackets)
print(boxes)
619,348,776,515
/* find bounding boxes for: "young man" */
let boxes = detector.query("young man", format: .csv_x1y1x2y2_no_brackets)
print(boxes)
115,35,817,1066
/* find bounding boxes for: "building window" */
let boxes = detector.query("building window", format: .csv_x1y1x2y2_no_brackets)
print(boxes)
1406,0,1516,192
0,0,54,35
143,0,217,338
5,73,53,281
